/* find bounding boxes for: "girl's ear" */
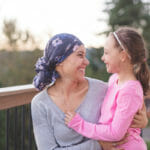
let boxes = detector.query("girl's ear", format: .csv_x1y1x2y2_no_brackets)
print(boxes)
120,50,129,62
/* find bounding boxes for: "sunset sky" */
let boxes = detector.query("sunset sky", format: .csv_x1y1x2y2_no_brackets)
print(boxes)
0,0,108,48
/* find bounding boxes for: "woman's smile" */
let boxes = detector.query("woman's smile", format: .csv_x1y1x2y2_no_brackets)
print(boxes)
77,67,86,75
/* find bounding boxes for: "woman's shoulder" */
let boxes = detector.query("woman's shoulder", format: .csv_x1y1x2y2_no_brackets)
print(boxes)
86,77,107,86
31,89,47,105
86,77,108,92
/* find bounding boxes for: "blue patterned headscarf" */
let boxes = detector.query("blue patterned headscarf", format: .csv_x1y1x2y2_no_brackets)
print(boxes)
33,33,83,91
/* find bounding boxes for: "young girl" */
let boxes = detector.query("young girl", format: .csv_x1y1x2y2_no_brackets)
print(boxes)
65,27,149,150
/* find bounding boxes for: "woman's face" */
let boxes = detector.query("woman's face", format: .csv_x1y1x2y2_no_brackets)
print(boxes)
57,45,89,80
101,35,123,73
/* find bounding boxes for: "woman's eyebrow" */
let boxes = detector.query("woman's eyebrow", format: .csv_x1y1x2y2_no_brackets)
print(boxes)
76,51,85,54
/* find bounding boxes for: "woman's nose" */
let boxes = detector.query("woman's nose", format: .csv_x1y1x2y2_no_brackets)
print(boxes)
84,57,89,66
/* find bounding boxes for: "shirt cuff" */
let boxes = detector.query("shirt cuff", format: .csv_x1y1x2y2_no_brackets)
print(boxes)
68,113,82,128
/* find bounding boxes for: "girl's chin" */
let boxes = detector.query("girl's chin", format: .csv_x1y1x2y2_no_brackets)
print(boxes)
106,68,112,73
106,67,110,72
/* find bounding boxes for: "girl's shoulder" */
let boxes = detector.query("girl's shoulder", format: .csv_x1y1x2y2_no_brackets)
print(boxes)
108,73,118,86
118,81,143,107
121,80,143,96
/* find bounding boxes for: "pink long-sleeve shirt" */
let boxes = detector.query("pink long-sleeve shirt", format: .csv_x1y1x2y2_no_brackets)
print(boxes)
68,74,147,150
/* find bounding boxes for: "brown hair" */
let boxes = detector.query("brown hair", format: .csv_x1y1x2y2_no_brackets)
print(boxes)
112,27,150,95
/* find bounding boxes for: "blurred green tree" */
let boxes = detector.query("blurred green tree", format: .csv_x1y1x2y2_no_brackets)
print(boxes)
88,0,150,82
101,0,150,57
86,48,110,82
2,19,38,50
3,19,20,50
0,49,42,87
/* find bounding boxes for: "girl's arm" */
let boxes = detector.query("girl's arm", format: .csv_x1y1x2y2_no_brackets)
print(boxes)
65,103,148,130
66,89,142,141
98,133,129,150
31,99,101,150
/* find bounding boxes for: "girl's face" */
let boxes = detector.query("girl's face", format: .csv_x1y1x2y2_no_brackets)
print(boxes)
57,45,89,80
101,35,123,73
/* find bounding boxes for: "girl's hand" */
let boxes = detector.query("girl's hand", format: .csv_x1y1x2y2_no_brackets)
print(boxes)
65,111,76,125
130,103,148,128
98,133,128,150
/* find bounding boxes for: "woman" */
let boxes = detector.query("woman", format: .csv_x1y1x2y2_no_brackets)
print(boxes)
31,33,148,150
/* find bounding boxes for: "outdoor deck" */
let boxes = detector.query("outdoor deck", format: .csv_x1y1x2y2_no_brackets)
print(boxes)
0,84,149,150
0,85,38,150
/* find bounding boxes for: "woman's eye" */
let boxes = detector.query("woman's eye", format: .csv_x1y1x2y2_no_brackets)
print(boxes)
78,54,83,57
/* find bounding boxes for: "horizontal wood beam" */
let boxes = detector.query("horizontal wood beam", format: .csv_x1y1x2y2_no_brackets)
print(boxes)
0,84,38,110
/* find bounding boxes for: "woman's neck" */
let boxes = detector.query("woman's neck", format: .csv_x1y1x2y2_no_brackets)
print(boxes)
53,77,86,97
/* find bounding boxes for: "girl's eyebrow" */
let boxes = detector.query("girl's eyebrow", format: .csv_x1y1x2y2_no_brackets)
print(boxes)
104,48,109,51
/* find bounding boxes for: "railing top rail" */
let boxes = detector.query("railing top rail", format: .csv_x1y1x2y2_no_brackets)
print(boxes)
0,84,38,110
0,84,37,96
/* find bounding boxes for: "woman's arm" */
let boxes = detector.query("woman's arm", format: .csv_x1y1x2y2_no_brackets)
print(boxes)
31,98,101,150
67,89,142,141
131,103,148,128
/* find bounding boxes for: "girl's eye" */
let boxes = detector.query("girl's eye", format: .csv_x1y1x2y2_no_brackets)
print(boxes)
104,51,108,55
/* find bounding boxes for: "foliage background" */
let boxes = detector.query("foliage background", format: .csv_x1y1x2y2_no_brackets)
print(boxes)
0,0,150,149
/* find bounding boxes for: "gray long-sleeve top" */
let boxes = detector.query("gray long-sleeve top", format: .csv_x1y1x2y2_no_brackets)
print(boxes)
31,77,108,150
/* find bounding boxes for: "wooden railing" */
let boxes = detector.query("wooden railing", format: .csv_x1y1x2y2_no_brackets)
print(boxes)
0,84,38,150
0,84,150,150
0,84,38,110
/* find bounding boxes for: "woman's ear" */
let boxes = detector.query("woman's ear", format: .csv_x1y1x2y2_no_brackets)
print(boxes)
55,63,63,72
58,63,63,66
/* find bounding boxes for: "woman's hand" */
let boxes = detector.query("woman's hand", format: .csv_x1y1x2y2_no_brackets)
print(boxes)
65,111,76,125
130,103,148,128
98,133,129,150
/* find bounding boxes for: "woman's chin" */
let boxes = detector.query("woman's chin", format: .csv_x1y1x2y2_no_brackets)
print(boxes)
76,75,86,81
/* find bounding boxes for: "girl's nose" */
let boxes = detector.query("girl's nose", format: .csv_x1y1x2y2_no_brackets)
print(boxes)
101,55,104,62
